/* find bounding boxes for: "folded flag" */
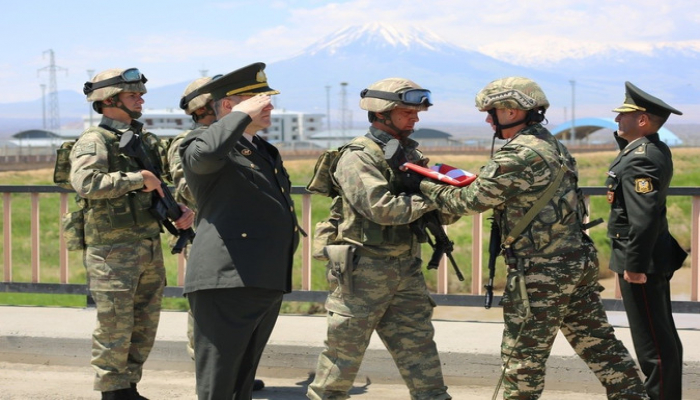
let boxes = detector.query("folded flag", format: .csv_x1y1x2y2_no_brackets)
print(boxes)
402,162,477,187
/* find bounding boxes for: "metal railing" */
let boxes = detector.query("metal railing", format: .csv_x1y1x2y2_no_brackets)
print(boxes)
2,185,700,313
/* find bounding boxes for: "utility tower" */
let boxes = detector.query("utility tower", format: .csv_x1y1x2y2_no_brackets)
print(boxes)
340,82,349,136
37,49,67,131
40,84,47,129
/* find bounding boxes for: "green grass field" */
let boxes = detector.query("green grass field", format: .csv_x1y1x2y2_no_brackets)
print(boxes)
1,146,697,311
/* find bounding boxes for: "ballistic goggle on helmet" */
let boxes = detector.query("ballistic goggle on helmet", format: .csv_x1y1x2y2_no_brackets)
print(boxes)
84,68,148,102
475,77,549,112
180,76,217,115
360,77,432,113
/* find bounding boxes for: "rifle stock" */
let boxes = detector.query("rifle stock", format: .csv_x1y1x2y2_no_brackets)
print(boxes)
119,131,195,254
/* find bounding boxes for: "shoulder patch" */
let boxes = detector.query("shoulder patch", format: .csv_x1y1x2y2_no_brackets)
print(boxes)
73,142,97,157
635,177,653,193
634,144,646,155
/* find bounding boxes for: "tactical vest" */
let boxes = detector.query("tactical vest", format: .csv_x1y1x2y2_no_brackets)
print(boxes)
495,131,589,258
74,127,163,246
309,135,419,258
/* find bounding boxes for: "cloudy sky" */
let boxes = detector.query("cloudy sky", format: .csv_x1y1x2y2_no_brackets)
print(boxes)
1,0,698,103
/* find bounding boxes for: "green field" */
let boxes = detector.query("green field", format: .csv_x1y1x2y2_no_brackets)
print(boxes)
1,147,697,311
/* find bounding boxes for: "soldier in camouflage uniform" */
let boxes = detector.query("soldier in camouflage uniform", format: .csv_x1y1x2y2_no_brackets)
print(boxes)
419,77,647,399
307,78,452,400
167,75,267,392
168,76,216,361
74,68,194,400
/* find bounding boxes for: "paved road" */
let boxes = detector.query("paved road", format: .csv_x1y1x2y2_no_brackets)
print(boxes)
1,306,699,399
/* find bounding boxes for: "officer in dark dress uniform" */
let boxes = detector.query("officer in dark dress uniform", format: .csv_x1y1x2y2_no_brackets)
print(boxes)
179,63,300,400
606,81,687,400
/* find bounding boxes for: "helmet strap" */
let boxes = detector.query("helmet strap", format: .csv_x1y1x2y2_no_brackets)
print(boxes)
107,94,142,120
375,112,412,141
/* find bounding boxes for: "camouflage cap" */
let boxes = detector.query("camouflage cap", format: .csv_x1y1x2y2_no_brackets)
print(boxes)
360,78,431,113
612,81,682,119
475,77,549,111
84,68,147,102
180,77,214,115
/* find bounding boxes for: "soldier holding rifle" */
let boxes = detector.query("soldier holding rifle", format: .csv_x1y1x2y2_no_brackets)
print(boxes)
73,68,194,400
307,77,454,400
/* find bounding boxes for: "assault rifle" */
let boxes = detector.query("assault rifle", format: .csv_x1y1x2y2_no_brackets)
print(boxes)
484,216,500,308
384,139,464,281
119,130,195,254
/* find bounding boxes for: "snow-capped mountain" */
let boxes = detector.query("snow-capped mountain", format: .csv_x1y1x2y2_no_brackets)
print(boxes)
1,23,699,134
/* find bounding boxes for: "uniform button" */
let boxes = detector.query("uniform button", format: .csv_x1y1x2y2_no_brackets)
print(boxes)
616,233,619,238
241,233,248,238
290,206,294,212
294,226,298,232
250,163,256,168
281,188,285,193
275,168,278,174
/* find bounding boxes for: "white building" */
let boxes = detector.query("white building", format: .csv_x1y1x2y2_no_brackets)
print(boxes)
81,108,326,142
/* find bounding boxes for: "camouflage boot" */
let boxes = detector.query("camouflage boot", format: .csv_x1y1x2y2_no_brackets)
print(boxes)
100,388,133,400
129,383,149,400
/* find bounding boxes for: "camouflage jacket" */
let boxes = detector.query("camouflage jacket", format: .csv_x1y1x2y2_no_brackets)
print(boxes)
333,127,437,257
421,123,587,258
167,124,205,211
70,116,170,245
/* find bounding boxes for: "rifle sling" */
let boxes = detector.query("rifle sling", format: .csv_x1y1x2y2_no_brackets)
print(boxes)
503,141,570,247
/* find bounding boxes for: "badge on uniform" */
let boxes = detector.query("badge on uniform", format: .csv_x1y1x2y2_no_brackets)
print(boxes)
607,191,614,204
635,177,653,193
241,148,252,156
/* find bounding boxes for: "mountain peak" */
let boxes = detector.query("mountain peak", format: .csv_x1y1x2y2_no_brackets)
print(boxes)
301,22,461,56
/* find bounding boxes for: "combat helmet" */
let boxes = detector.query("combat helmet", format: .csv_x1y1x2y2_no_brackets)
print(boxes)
180,76,215,116
83,68,147,117
360,78,432,113
83,68,147,102
475,77,549,112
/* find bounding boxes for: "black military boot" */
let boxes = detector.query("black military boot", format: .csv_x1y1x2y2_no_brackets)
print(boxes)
253,379,265,391
101,388,133,400
129,383,149,400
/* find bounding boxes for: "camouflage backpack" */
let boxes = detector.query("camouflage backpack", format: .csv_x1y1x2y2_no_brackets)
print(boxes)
52,127,119,251
53,127,118,189
306,135,384,260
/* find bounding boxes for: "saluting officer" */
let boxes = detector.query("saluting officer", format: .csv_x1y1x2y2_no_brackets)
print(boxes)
179,62,300,400
607,81,687,400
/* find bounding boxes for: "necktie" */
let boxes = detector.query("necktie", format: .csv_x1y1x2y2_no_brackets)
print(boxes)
252,135,274,164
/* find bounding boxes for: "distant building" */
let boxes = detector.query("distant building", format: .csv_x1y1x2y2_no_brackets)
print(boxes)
80,108,326,142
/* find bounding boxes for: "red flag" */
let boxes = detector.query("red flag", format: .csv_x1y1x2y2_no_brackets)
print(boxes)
402,162,477,187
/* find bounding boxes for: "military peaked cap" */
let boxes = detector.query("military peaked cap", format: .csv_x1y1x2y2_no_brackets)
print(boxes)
200,62,279,101
612,81,682,120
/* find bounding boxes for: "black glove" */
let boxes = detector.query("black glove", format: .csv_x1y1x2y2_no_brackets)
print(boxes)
397,168,424,193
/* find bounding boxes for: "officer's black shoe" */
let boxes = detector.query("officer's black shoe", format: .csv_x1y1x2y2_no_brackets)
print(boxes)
129,383,149,400
253,379,265,391
101,388,133,400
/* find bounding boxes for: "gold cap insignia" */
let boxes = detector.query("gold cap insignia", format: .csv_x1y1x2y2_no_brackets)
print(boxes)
256,70,266,83
635,178,653,193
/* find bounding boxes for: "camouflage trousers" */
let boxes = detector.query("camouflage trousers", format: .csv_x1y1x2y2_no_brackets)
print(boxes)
500,244,647,399
84,237,166,392
307,255,451,400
